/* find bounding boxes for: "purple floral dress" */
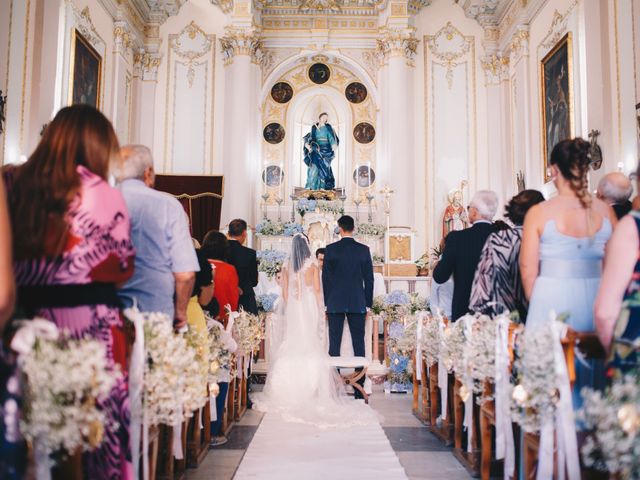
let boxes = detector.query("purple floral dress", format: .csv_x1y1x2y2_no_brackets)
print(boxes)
5,166,135,479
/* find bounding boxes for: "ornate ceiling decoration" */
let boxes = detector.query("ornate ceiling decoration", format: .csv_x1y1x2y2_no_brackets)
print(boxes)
454,0,511,25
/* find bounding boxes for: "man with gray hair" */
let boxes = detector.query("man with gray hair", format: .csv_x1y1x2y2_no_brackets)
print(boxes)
596,172,633,219
116,145,199,329
433,190,499,321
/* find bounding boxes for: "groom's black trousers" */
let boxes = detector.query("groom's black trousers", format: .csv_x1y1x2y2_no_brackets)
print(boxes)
328,313,366,397
327,312,366,357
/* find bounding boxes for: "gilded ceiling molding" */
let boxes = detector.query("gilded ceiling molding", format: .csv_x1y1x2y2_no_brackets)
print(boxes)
134,51,162,81
376,28,420,67
219,26,264,66
455,0,500,19
480,52,509,85
425,22,472,89
169,21,214,88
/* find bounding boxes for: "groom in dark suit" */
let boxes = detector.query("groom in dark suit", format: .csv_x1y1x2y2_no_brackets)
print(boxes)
322,215,374,399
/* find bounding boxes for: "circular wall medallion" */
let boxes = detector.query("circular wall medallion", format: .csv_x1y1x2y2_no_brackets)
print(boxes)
353,165,376,188
308,63,331,84
345,82,367,104
270,82,293,104
262,165,284,187
263,123,285,144
353,122,376,144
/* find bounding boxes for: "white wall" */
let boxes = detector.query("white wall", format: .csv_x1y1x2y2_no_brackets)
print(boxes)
153,0,227,175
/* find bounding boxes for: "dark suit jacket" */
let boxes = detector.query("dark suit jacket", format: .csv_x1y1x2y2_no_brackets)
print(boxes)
228,240,259,314
432,222,497,321
322,237,374,314
613,201,632,219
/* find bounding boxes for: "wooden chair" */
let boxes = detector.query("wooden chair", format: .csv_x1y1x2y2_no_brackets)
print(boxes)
522,330,606,480
452,377,480,477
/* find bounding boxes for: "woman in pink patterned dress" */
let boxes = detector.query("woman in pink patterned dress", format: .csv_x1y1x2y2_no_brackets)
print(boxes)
4,105,135,479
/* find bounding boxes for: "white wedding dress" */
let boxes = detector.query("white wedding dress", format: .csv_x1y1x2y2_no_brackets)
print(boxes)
252,239,375,429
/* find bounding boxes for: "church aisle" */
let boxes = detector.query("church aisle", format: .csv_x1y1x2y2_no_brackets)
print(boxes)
185,386,471,480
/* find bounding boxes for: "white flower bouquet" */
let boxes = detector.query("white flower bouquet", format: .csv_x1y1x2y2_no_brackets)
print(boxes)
139,311,205,425
578,373,640,478
440,319,466,374
230,308,265,355
466,314,499,392
510,326,557,433
207,319,235,383
18,321,119,457
183,328,210,413
257,250,288,278
420,314,441,368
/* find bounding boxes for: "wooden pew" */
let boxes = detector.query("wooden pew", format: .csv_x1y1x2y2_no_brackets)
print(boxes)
187,400,212,468
429,362,455,445
412,354,431,425
452,377,480,477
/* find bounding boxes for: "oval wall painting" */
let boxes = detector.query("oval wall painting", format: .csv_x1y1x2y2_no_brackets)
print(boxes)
309,63,330,84
345,82,367,104
262,165,284,187
263,123,285,144
353,165,376,188
353,122,375,144
271,82,293,103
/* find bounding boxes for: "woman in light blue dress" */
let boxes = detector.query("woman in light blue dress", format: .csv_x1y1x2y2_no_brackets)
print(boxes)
520,138,618,409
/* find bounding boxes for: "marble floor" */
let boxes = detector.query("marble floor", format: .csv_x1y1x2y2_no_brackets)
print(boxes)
185,386,472,480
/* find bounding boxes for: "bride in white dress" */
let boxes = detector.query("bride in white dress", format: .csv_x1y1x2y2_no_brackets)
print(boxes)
252,234,374,428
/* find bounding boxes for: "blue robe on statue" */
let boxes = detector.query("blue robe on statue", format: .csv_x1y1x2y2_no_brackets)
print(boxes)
303,123,339,191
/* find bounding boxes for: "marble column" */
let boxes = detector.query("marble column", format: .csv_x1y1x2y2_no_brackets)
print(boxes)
377,29,418,227
219,26,262,227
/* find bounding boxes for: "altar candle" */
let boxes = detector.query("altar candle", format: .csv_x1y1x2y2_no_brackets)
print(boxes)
355,164,360,198
367,162,372,188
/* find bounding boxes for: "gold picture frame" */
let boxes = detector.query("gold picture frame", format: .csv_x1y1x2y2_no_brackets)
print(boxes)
69,29,102,109
540,32,573,182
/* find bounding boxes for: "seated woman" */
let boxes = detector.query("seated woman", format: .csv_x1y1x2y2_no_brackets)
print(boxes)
595,162,640,377
469,189,544,320
202,231,239,322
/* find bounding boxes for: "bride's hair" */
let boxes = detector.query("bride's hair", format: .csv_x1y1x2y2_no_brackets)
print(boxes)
291,233,311,273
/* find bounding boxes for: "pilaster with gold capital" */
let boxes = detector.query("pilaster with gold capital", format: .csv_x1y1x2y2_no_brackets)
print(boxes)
113,21,134,55
480,53,509,85
219,26,264,66
133,51,162,82
508,26,530,66
376,28,420,67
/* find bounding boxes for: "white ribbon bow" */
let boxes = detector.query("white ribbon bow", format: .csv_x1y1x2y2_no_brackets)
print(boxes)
436,311,448,421
462,315,474,453
415,312,425,381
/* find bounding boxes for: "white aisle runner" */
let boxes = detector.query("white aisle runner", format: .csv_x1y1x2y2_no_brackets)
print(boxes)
234,412,408,480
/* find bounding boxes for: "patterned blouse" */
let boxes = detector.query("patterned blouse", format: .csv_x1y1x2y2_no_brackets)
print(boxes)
469,226,528,320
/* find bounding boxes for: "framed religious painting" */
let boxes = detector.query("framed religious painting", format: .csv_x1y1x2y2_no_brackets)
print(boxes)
69,29,102,108
540,32,573,182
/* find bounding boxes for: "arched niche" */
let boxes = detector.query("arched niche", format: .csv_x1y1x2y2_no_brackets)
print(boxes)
261,54,378,204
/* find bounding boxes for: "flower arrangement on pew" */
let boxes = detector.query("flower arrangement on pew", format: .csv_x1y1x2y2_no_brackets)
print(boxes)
419,313,441,368
16,320,119,459
386,316,418,392
134,310,208,426
578,372,640,478
373,290,429,320
184,328,211,410
440,319,465,374
230,307,265,357
207,318,235,384
257,250,288,278
509,324,559,432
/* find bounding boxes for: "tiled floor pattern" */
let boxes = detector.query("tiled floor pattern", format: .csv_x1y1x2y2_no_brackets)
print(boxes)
185,387,471,480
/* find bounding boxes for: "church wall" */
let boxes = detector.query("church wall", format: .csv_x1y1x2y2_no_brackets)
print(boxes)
152,0,227,175
413,0,490,252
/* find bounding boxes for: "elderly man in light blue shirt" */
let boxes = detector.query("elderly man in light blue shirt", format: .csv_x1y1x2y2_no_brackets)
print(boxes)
116,145,199,328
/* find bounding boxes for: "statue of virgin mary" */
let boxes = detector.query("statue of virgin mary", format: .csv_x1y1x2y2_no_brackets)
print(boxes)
303,112,339,191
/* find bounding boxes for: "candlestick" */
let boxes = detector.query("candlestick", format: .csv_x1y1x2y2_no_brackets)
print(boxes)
276,196,284,223
261,192,270,220
354,197,362,223
366,191,375,223
289,194,296,223
380,185,395,278
354,164,360,199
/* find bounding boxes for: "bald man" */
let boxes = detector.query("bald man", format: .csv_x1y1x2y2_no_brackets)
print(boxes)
597,172,633,219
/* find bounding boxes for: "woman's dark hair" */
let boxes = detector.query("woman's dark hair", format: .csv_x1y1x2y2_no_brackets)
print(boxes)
549,138,592,208
291,234,312,273
8,105,120,259
505,189,545,225
193,249,213,296
493,220,511,232
202,230,229,261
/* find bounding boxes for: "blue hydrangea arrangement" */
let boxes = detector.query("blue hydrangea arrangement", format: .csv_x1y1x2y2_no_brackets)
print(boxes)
257,250,288,278
257,293,279,312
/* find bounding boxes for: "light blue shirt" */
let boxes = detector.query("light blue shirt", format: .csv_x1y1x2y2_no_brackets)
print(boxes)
117,179,199,318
